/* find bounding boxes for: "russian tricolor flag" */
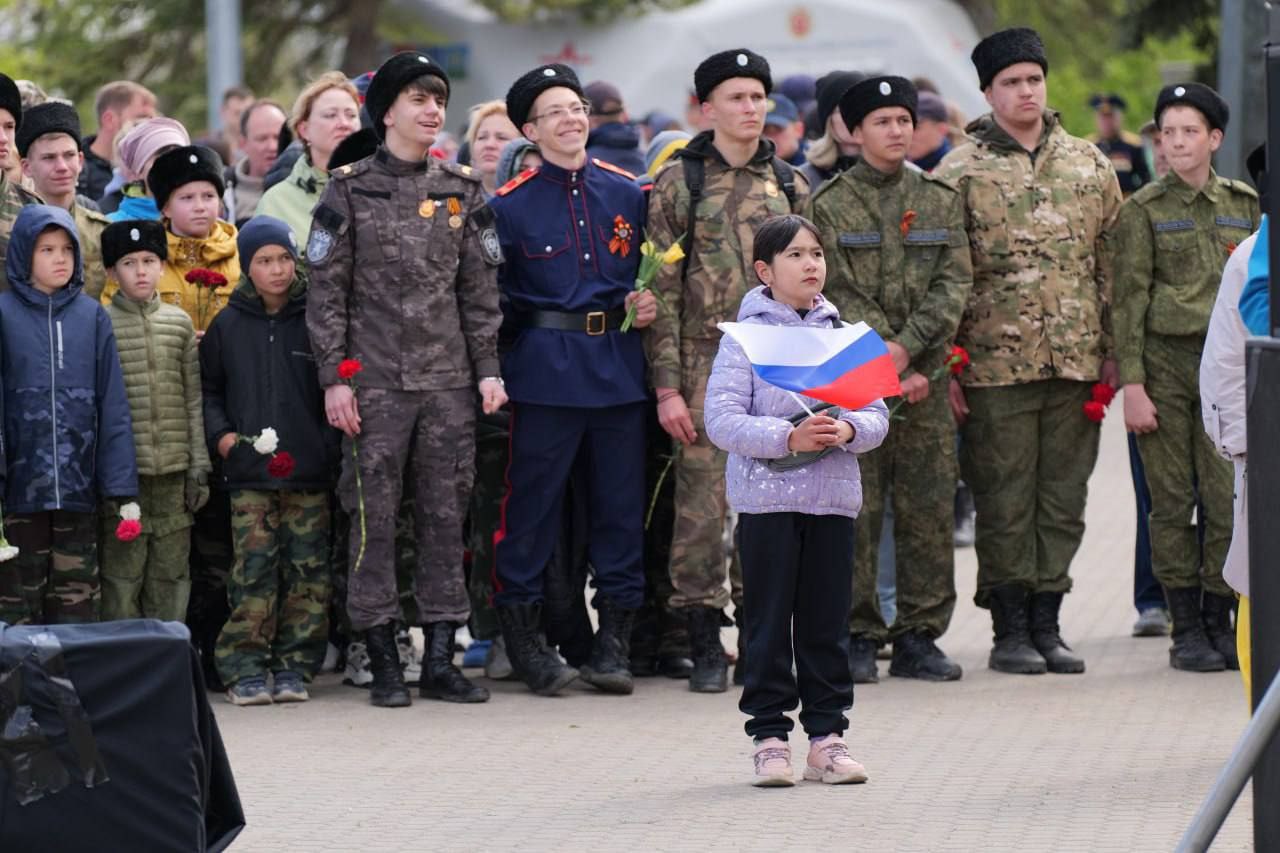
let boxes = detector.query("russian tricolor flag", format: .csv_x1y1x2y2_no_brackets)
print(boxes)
718,321,903,411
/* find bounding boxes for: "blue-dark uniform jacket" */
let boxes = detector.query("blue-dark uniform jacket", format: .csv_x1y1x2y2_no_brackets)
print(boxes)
487,157,648,407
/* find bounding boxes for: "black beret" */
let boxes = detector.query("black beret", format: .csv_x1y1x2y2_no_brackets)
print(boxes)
506,63,584,131
328,127,379,171
147,145,225,211
102,219,168,268
971,27,1048,90
16,101,81,157
839,76,918,132
1155,82,1228,133
366,52,451,141
815,70,865,131
0,73,20,131
694,48,772,102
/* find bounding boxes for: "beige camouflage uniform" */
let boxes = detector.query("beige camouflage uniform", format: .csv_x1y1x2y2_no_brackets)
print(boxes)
935,111,1122,606
0,172,41,291
807,158,973,643
72,202,111,300
643,133,808,612
1110,169,1258,595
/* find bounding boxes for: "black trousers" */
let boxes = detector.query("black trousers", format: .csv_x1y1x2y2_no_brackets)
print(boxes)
737,511,855,741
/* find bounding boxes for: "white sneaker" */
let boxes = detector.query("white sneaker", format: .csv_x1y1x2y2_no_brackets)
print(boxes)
342,640,373,688
397,627,422,685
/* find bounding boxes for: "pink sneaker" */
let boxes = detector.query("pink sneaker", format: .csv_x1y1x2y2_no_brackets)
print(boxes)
804,735,868,784
751,737,795,787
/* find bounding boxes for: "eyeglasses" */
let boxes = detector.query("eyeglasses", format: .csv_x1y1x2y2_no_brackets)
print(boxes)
529,102,591,123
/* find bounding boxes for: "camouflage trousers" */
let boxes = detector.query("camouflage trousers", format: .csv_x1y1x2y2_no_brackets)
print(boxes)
852,383,957,641
99,473,193,622
1135,335,1233,595
342,387,473,632
0,510,98,625
215,489,331,685
961,379,1100,608
669,341,733,611
328,485,423,641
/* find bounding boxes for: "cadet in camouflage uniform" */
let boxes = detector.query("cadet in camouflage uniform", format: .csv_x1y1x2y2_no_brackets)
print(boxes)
0,74,41,293
307,53,503,708
201,216,336,705
16,102,111,300
99,219,210,621
936,28,1123,676
1111,83,1256,673
807,76,973,685
645,48,809,693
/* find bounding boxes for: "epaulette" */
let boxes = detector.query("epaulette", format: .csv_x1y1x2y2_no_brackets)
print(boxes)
439,160,482,182
1129,180,1167,206
79,204,111,225
593,158,637,180
807,170,845,206
496,167,539,197
330,158,373,181
920,169,961,193
1221,177,1259,199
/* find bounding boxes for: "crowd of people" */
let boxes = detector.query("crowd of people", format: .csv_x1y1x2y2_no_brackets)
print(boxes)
0,22,1263,787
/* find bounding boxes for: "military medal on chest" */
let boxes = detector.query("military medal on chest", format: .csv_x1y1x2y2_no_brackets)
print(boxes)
447,197,463,229
419,200,435,218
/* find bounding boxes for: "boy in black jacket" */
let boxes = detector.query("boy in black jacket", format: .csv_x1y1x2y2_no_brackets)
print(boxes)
201,215,337,705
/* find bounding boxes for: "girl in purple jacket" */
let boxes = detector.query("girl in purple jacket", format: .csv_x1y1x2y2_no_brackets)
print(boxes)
704,215,889,788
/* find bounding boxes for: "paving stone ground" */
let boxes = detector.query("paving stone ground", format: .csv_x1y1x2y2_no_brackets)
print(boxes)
215,415,1256,852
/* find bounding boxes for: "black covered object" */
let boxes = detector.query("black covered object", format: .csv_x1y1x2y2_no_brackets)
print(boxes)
0,619,244,852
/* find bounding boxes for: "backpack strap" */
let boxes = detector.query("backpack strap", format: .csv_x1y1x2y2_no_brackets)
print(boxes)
771,157,799,209
679,156,705,282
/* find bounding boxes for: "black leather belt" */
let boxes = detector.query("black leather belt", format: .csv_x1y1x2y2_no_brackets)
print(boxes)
511,308,626,335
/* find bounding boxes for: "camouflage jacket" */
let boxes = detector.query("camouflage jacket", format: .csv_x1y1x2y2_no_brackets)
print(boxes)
806,158,973,376
935,111,1122,387
305,146,502,391
643,133,809,391
1110,169,1258,385
73,201,111,301
0,173,42,293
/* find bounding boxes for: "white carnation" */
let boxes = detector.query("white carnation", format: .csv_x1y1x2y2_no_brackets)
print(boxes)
0,544,18,562
253,428,279,455
120,502,142,521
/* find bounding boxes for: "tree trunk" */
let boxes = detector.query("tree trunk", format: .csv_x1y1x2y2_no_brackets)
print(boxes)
341,0,384,76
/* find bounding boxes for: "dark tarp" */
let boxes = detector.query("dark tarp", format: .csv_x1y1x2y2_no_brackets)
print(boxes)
0,619,244,851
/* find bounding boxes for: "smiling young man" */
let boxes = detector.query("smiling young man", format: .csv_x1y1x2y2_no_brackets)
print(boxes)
306,52,505,708
644,48,809,693
1110,83,1258,674
935,27,1123,677
18,101,112,299
806,76,973,685
486,63,656,698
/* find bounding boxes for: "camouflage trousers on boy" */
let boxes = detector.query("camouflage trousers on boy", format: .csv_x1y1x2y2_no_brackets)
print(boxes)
1135,334,1234,595
852,385,957,642
215,489,331,686
100,472,193,622
0,510,98,625
961,379,1100,608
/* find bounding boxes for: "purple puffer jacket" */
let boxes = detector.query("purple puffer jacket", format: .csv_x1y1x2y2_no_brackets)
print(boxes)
704,286,889,519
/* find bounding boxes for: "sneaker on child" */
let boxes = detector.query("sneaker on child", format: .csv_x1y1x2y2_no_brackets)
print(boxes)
271,671,309,703
396,627,422,685
226,675,272,706
751,737,795,787
343,640,373,688
803,735,868,785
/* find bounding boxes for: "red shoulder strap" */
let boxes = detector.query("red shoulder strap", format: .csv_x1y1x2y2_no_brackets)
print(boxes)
496,167,539,197
592,158,637,180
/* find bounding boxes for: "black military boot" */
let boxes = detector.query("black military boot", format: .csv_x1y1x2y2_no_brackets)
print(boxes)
579,599,637,694
1165,586,1227,672
889,631,962,681
365,623,412,707
987,585,1047,674
496,602,579,696
1029,591,1085,674
420,623,490,703
629,603,659,677
1201,592,1240,671
849,636,880,684
687,605,728,693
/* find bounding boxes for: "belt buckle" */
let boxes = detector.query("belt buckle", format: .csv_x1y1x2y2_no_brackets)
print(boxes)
585,311,606,336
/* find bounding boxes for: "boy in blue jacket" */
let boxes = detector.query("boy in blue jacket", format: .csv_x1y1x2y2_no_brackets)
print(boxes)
0,205,138,625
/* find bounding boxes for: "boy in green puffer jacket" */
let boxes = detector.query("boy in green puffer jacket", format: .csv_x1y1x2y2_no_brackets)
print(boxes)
100,219,212,621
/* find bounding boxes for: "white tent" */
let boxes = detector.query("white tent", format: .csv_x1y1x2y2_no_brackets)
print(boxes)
404,0,989,129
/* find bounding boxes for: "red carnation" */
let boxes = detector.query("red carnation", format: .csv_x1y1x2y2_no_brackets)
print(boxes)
947,345,970,375
184,268,227,289
267,451,296,479
116,519,142,542
337,359,364,381
1083,400,1107,423
900,209,917,238
1091,383,1116,406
